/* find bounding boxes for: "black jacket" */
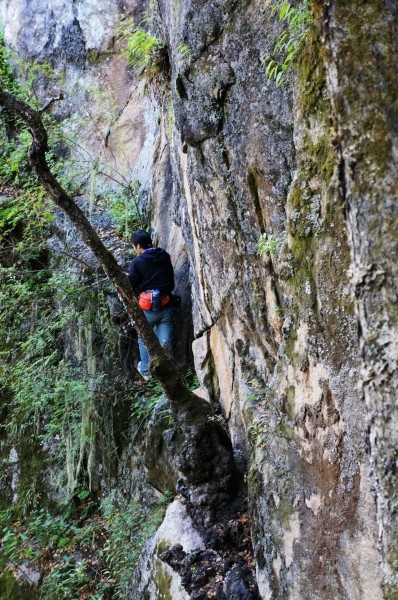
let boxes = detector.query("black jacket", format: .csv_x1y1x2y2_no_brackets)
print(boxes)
128,248,174,296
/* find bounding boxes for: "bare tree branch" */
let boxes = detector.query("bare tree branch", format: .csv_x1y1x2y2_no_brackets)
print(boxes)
0,87,185,399
0,86,238,492
39,94,64,114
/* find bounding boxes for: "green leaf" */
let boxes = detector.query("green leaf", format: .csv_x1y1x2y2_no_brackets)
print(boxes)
279,4,289,19
265,60,274,75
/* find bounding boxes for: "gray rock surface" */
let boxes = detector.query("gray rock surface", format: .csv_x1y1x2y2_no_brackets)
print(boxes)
1,0,395,598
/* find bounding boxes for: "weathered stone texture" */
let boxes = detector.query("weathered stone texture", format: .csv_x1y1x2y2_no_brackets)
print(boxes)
316,0,398,591
161,0,385,596
2,0,396,597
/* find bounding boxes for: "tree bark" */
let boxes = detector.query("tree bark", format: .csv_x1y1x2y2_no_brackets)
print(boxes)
0,87,238,492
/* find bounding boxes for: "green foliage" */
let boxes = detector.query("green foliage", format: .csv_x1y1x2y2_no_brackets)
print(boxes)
100,491,172,598
0,28,75,241
121,21,165,73
130,379,175,428
0,31,140,508
0,29,58,102
0,27,137,209
40,559,92,598
257,232,282,255
130,368,199,426
130,379,164,421
117,6,170,103
0,255,112,502
185,367,200,391
263,0,313,86
0,30,18,93
105,186,143,238
0,26,174,600
0,491,173,599
177,43,193,65
247,383,271,406
118,14,167,78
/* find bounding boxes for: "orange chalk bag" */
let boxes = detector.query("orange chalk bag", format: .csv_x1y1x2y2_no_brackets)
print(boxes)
138,289,171,311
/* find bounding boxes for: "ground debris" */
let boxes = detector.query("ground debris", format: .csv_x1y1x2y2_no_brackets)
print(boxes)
160,491,260,599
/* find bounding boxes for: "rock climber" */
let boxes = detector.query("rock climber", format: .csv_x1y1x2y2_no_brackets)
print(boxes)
128,230,176,380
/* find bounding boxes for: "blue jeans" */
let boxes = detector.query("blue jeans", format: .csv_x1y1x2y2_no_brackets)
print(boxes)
138,305,175,374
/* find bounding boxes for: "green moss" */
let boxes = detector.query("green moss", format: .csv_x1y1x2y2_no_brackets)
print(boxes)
283,386,296,420
0,436,49,515
277,422,295,440
87,49,102,63
294,19,337,204
313,135,335,185
286,243,316,305
288,183,304,212
293,132,335,207
153,560,173,599
315,0,396,178
277,498,292,529
384,583,398,600
383,552,398,599
296,28,328,117
14,442,48,515
290,218,315,254
284,325,298,365
282,241,317,360
157,540,170,555
276,497,294,530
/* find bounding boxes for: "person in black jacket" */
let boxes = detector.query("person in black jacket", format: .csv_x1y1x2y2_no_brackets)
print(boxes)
128,230,175,380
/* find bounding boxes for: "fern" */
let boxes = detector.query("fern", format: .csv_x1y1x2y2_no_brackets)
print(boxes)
117,12,170,102
118,17,166,75
263,0,313,87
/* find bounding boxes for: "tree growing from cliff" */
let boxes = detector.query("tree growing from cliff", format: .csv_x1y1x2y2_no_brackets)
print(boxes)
0,86,238,497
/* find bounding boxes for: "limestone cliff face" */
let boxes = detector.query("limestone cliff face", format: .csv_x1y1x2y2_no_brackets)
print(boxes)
1,0,396,597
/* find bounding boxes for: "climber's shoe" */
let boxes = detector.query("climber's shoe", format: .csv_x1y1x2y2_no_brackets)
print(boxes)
137,361,151,381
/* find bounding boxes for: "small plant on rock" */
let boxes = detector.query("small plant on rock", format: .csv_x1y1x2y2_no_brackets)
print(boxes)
118,12,170,100
263,0,313,86
105,185,142,239
257,232,281,255
119,19,166,74
177,43,193,66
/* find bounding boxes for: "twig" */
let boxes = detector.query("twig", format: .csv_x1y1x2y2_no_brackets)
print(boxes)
39,94,64,114
56,249,96,270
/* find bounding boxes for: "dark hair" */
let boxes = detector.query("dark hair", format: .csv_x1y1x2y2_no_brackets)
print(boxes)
132,230,153,249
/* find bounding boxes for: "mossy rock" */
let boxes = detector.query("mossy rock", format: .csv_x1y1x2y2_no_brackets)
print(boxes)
153,559,173,600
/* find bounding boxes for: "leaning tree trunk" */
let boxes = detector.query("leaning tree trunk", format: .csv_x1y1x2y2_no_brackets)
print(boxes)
0,87,238,494
314,0,398,587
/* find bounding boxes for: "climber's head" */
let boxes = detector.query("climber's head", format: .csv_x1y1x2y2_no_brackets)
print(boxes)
132,230,153,254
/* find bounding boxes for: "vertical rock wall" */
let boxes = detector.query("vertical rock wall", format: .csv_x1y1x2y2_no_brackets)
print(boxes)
1,0,396,597
315,1,398,592
158,0,385,595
